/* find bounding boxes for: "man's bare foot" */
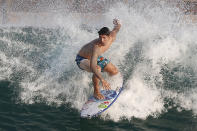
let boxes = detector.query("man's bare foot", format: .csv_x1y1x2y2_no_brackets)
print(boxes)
94,91,105,100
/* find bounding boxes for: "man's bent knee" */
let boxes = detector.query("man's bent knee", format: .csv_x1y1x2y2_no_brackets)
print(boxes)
103,62,119,76
106,66,119,76
109,69,119,76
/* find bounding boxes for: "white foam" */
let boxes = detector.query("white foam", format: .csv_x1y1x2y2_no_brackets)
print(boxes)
103,71,164,121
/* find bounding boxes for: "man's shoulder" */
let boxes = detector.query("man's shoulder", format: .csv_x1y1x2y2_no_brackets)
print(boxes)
91,38,99,44
91,39,101,47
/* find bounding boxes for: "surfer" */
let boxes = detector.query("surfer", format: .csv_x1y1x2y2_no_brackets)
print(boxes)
75,19,121,99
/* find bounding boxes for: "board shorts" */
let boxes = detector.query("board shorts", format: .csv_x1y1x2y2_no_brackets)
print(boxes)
75,54,110,72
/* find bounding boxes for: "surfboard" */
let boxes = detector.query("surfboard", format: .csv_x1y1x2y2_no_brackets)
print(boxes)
80,86,123,118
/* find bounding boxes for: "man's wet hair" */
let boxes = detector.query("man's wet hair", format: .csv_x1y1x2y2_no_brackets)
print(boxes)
98,27,110,36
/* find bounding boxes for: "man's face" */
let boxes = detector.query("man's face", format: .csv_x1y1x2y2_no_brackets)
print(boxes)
99,35,110,45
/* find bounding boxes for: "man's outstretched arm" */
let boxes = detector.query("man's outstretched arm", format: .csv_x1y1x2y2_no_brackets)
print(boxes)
110,19,121,41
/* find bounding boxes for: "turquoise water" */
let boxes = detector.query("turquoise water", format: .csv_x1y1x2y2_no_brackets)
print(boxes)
1,0,197,130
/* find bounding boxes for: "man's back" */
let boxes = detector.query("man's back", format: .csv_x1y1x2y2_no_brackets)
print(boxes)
78,39,98,60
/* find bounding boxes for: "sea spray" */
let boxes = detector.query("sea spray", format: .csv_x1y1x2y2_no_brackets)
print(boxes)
0,0,197,122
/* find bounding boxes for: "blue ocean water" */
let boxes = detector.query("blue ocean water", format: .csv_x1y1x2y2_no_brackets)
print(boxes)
0,0,197,130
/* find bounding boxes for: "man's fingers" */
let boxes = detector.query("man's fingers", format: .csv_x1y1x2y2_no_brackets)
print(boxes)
113,19,121,25
107,84,110,90
113,19,118,24
104,84,110,90
107,83,110,90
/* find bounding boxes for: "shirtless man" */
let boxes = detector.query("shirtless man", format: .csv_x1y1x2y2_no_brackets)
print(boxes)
75,19,121,99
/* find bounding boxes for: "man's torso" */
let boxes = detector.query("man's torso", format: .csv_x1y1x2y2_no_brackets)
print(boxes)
78,38,112,59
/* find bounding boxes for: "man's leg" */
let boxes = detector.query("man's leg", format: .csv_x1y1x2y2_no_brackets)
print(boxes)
79,59,91,72
103,62,119,76
79,59,105,99
103,62,123,90
92,66,105,99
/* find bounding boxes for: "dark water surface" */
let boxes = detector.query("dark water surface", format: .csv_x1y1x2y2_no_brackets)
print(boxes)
0,80,197,131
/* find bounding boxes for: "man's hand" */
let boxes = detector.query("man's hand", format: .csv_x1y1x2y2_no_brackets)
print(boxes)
101,79,111,90
113,19,121,27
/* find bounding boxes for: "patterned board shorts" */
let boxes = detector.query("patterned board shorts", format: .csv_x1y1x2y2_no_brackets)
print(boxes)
75,55,110,72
